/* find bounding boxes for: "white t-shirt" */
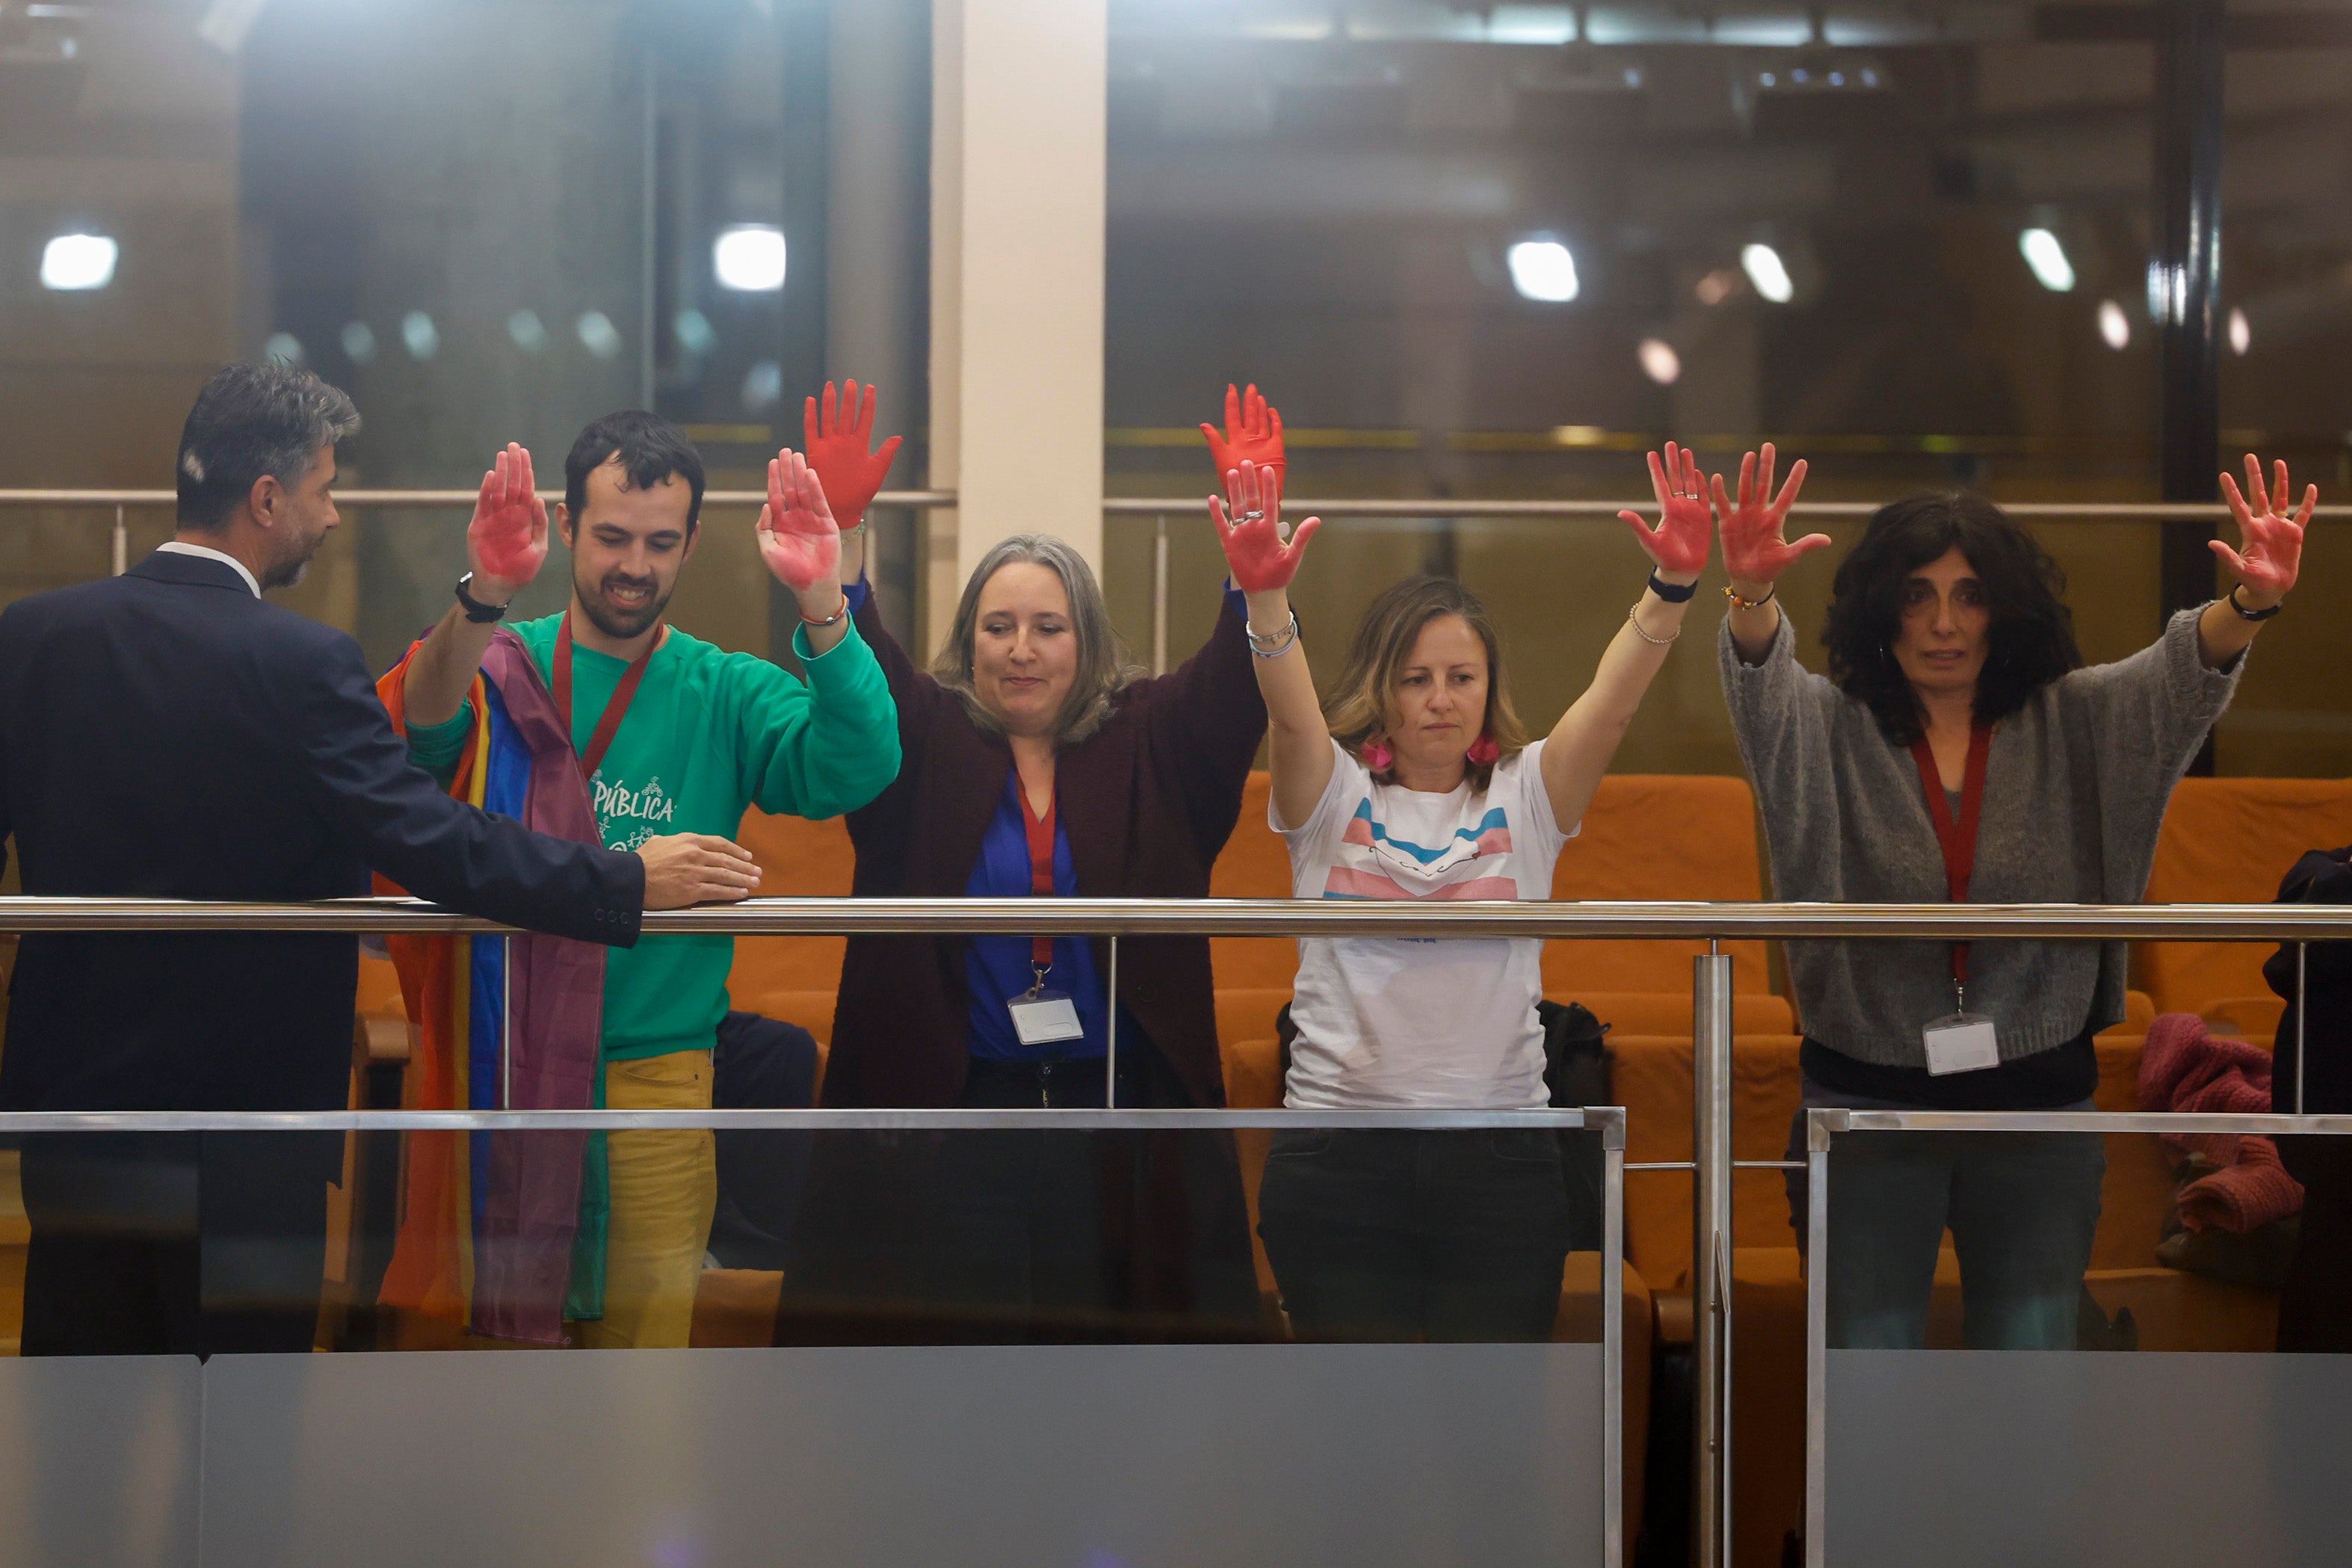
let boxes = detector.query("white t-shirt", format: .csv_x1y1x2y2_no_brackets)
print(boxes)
1276,737,1575,1110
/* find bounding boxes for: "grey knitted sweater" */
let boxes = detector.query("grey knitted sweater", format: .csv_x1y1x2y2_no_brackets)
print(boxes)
1719,608,2240,1068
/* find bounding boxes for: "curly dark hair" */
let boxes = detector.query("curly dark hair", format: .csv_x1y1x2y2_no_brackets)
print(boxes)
1820,493,2082,746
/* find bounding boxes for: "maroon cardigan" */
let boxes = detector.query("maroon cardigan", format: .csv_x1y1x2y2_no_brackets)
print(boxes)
824,587,1265,1108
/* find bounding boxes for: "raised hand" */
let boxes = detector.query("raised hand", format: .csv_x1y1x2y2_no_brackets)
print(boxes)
1617,442,1714,577
1209,460,1321,594
468,442,549,593
2215,452,2312,605
1710,442,1826,590
756,448,842,596
1201,383,1286,483
801,380,904,531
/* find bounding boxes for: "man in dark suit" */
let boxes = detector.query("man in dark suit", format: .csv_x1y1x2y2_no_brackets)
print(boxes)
0,363,764,1356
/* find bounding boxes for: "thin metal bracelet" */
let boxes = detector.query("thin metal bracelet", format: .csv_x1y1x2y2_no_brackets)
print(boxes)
1626,603,1679,646
1247,610,1300,658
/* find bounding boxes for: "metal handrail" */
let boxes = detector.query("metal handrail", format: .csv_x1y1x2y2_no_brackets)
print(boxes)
0,488,957,509
0,893,2346,938
1822,1108,2352,1138
0,1105,1616,1135
4,488,2340,522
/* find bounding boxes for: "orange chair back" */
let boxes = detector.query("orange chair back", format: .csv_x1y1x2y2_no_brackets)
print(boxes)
1547,775,1771,996
2140,777,2352,1016
726,809,856,1037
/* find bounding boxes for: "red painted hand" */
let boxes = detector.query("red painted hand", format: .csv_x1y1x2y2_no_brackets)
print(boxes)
756,448,842,593
2214,452,2312,603
467,442,549,593
801,380,904,530
1200,383,1286,483
1209,460,1321,593
1616,442,1714,576
1709,442,1827,588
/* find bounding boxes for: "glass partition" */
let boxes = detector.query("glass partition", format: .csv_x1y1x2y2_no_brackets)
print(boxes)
0,1111,1623,1568
1806,1114,2352,1568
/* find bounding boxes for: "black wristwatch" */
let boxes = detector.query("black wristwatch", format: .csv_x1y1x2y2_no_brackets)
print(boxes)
454,572,509,623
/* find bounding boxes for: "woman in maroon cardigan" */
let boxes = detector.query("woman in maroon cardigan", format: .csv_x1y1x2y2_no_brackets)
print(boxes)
776,381,1268,1341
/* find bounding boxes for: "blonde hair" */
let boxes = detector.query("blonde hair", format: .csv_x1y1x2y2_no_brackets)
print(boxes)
932,533,1143,746
1321,575,1528,790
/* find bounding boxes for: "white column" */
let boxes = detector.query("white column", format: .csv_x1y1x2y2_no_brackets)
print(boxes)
927,0,1107,652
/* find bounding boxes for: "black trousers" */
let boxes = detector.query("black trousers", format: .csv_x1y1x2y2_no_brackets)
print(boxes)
1256,1128,1573,1342
779,1046,1262,1344
18,1132,334,1358
2280,1139,2352,1353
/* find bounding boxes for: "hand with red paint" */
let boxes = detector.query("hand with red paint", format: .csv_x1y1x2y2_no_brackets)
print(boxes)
1210,460,1321,595
1616,442,1714,579
466,442,549,596
1201,383,1286,484
2215,452,2313,608
756,448,843,607
1710,442,1827,593
801,380,903,531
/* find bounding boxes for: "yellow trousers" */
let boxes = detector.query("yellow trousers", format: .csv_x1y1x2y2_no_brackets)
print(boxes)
574,1050,716,1350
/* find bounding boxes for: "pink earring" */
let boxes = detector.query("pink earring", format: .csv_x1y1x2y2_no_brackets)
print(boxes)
1362,738,1394,772
1466,732,1500,766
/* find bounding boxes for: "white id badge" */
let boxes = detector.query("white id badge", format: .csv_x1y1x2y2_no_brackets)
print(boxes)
1922,1013,2001,1076
1009,991,1085,1047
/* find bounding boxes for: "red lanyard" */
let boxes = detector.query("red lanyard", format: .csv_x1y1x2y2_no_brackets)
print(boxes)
1019,780,1058,974
1909,723,1993,997
554,611,659,782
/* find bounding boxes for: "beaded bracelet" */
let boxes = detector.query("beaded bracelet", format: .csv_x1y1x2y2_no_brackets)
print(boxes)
1246,610,1300,658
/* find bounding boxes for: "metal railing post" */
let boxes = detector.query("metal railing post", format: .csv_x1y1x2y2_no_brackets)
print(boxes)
1693,945,1735,1568
1602,1114,1626,1568
2297,941,2309,1114
1105,933,1119,1109
1803,1109,1837,1568
111,505,127,575
1152,513,1170,675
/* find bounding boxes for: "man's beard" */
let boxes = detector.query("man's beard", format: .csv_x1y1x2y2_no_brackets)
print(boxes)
259,531,324,590
576,568,673,641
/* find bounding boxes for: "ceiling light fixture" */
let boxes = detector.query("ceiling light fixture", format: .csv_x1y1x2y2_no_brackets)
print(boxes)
2020,229,2075,293
40,233,117,291
714,226,787,292
1741,243,1794,304
1506,239,1579,303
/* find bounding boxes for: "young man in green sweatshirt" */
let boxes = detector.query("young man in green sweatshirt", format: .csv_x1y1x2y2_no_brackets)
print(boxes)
398,410,899,1348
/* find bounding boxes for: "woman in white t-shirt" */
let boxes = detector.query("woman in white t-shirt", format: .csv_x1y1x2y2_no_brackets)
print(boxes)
1209,442,1723,1340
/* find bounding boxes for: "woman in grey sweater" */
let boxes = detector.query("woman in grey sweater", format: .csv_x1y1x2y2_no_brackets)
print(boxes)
1716,448,2312,1349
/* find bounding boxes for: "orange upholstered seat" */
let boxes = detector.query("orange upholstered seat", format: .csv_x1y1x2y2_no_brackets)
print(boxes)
725,809,856,1043
2140,776,2352,1016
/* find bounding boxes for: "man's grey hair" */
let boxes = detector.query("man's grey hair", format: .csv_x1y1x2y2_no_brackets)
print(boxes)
176,362,361,531
932,533,1143,746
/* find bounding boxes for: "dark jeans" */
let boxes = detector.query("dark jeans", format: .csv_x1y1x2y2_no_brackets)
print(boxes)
1785,1108,2105,1350
19,1132,334,1358
1256,1129,1572,1342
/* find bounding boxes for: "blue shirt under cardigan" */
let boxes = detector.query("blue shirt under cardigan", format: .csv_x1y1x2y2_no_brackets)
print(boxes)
957,583,1247,1061
963,769,1114,1060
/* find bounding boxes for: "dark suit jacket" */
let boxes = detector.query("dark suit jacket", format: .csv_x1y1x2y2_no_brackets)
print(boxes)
822,590,1265,1108
0,549,643,1114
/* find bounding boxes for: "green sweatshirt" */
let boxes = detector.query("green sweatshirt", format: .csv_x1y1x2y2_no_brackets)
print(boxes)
408,614,899,1060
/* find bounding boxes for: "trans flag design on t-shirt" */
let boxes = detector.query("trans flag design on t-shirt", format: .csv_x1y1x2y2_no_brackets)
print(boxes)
1322,797,1521,901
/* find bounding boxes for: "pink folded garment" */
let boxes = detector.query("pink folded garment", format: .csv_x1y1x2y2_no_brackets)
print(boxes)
2179,1135,2305,1235
2139,1012,2304,1235
2140,1012,2274,1167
